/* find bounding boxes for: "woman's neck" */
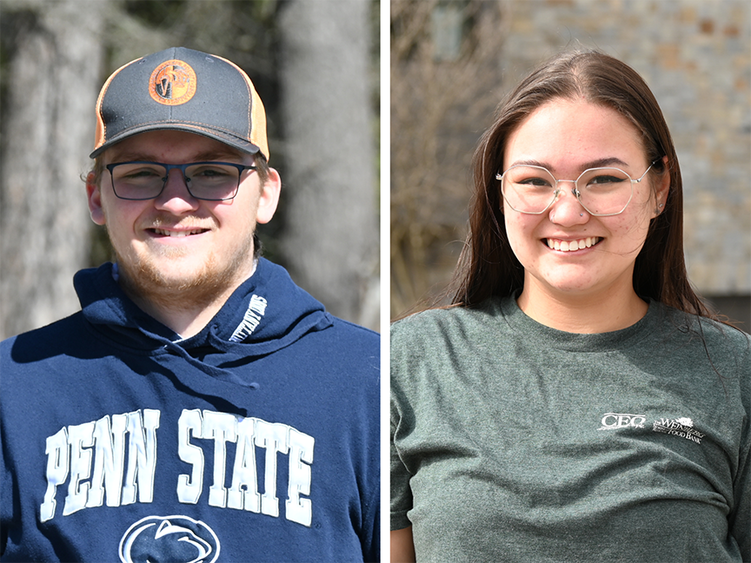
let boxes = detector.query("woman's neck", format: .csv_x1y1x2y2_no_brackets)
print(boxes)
516,282,649,334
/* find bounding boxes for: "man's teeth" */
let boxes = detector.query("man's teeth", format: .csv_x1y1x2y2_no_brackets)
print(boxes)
547,237,600,252
153,229,203,237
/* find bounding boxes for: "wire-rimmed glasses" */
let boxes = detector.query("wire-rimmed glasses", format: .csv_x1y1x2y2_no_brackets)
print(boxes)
496,161,657,216
106,161,257,201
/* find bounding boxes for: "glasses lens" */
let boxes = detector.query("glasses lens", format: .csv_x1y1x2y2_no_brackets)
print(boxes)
185,163,241,201
111,163,166,200
576,168,633,215
501,165,557,213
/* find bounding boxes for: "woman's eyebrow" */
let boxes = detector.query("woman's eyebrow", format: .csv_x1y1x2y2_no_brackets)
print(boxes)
581,157,630,169
508,157,630,171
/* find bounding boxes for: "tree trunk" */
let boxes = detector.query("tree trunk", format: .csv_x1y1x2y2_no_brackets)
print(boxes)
278,0,379,329
0,0,107,339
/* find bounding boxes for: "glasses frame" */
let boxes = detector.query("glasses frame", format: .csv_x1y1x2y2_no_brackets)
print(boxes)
106,161,257,201
495,160,657,216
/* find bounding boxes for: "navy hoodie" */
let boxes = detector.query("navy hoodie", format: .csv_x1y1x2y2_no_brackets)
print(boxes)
0,259,380,562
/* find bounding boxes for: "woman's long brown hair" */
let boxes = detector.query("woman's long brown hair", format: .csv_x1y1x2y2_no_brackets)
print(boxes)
443,49,717,322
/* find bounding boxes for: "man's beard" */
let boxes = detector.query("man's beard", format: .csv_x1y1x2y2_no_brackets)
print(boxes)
112,227,256,316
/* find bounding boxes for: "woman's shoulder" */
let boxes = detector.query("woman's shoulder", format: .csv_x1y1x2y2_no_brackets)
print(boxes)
391,298,505,338
389,298,517,373
659,303,750,349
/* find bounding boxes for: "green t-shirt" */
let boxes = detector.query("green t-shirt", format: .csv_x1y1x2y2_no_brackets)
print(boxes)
391,297,750,562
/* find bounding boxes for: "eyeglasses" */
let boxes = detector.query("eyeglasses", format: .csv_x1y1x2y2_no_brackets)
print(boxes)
106,161,256,201
495,161,657,216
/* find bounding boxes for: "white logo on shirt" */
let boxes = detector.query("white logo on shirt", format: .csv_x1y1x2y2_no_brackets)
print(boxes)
40,408,315,527
598,412,646,430
598,412,705,445
652,417,705,444
119,515,220,563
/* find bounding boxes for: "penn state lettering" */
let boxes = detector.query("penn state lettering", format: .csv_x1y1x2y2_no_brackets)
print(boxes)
41,409,160,522
40,408,315,527
177,409,315,526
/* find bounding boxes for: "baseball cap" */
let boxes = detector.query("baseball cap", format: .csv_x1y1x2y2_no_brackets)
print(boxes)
90,47,269,161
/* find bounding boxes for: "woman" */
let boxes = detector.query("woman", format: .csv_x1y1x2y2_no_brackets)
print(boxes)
390,50,750,562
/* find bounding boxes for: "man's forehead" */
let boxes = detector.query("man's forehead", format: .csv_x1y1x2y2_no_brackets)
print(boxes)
103,130,249,163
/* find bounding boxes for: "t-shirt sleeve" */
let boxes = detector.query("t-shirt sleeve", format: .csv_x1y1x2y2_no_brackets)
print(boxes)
391,403,413,531
730,338,751,559
390,318,414,531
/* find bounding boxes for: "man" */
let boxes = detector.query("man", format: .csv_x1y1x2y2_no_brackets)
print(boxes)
0,47,379,562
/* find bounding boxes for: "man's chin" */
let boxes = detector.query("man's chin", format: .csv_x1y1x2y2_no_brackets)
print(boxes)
113,234,256,311
117,257,244,311
149,266,208,289
138,258,208,287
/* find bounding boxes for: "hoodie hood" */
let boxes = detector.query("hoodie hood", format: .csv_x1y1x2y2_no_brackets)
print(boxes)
73,259,333,398
76,258,332,352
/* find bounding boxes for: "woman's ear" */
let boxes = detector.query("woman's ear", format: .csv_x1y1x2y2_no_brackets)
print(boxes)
653,156,670,217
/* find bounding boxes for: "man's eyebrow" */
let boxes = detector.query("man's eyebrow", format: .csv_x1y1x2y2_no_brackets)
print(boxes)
106,149,246,164
191,149,247,162
105,151,152,163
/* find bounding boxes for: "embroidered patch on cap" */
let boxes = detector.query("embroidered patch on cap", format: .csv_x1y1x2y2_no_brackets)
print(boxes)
149,59,197,106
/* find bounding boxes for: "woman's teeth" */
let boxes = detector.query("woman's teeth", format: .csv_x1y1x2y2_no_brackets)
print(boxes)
547,237,600,252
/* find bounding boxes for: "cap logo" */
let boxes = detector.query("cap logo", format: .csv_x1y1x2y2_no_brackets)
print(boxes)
149,59,197,106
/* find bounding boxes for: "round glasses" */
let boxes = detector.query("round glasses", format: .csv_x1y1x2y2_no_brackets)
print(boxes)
496,161,656,216
106,161,256,201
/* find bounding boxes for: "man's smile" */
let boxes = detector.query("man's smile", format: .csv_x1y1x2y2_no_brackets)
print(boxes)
149,227,210,238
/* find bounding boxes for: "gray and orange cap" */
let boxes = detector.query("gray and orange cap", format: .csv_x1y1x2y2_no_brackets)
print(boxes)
90,47,269,161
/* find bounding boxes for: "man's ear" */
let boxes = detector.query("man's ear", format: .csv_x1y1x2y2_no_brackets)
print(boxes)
255,168,281,225
86,172,107,226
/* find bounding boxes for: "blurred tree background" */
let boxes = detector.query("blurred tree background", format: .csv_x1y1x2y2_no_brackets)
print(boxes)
391,0,505,317
0,0,380,339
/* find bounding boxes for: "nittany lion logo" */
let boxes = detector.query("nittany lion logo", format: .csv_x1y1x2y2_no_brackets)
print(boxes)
119,515,220,563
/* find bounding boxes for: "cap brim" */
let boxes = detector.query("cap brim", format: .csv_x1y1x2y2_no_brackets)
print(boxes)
89,123,263,160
